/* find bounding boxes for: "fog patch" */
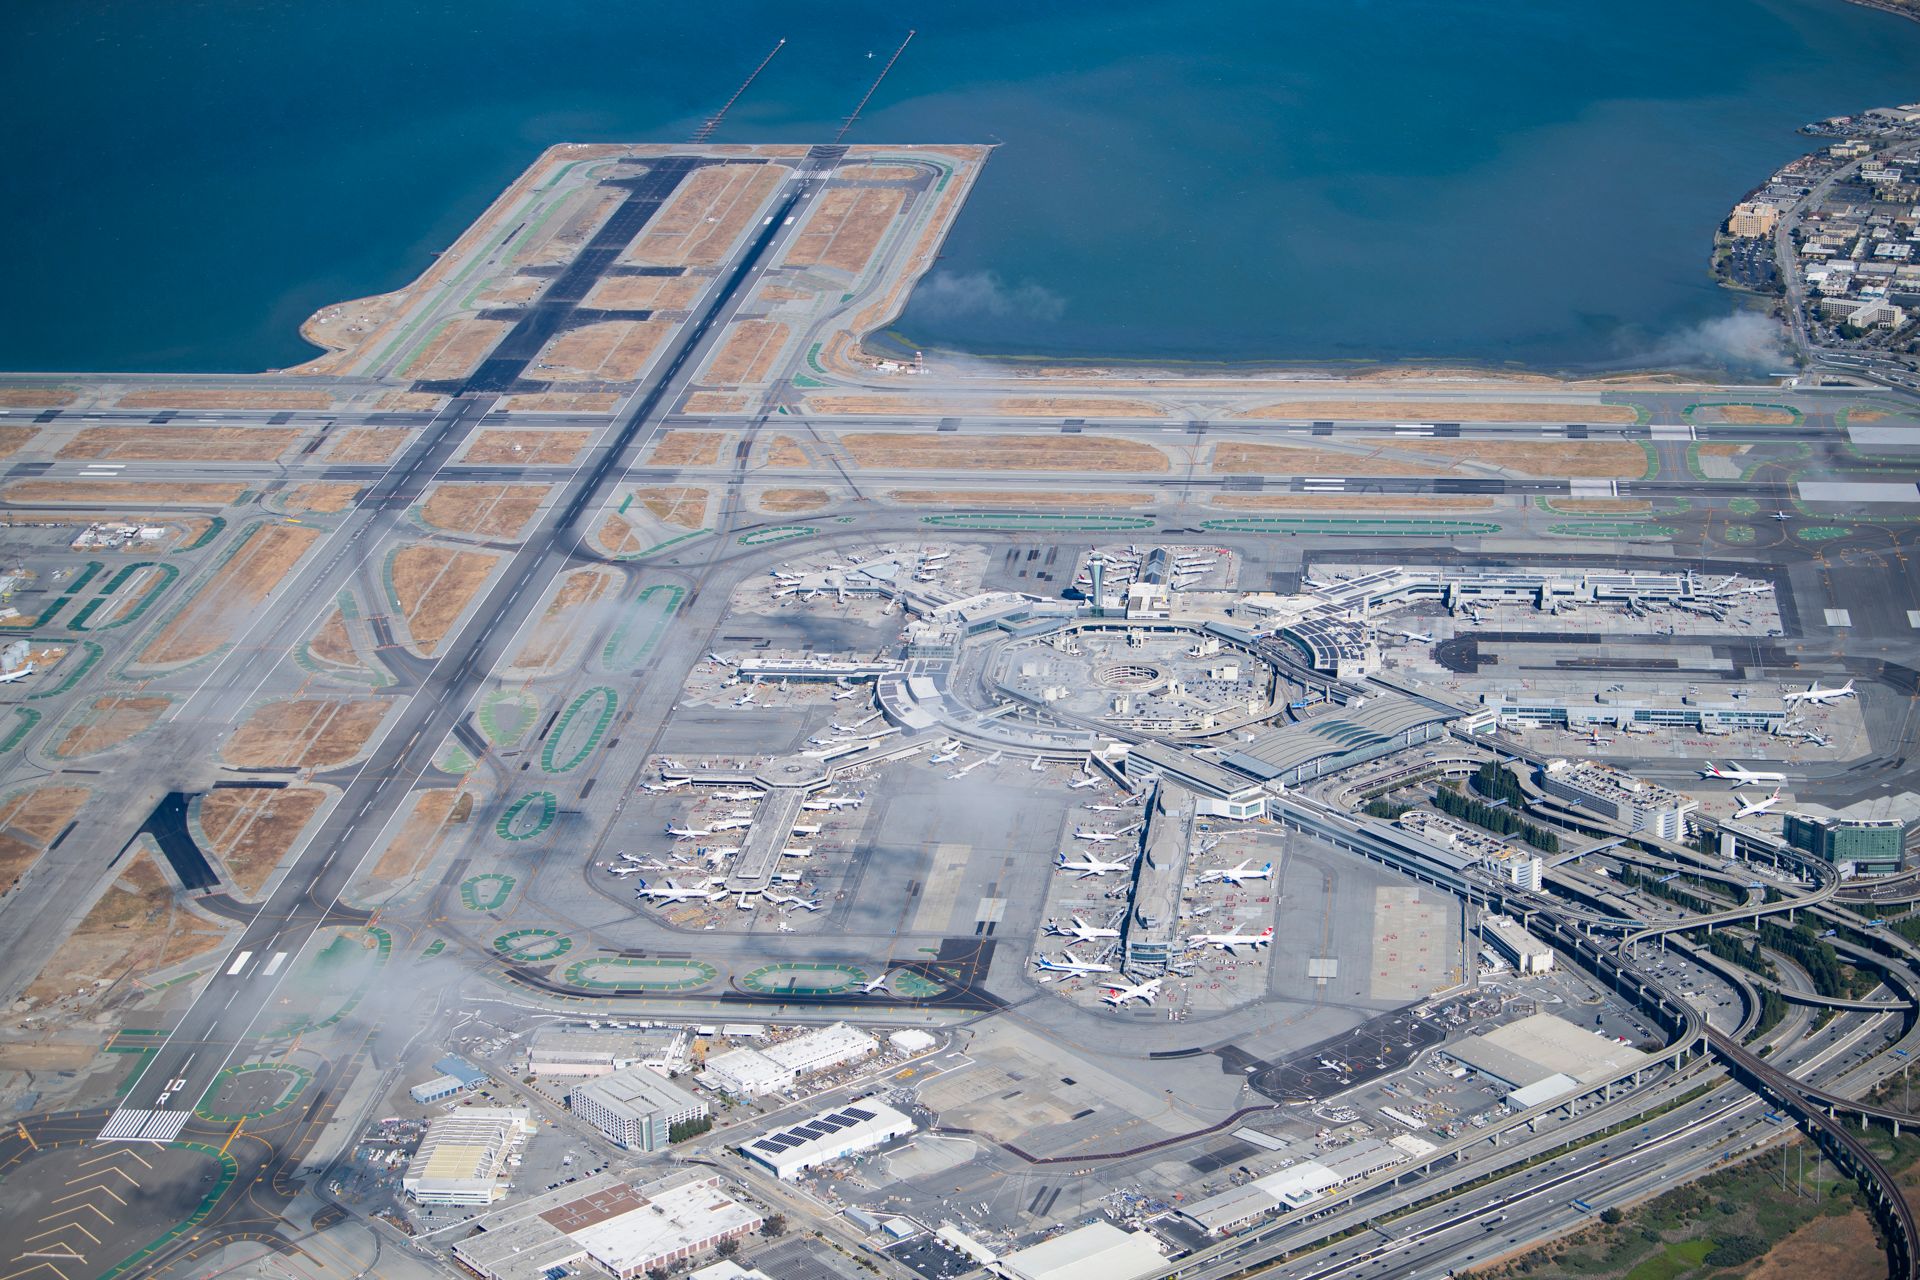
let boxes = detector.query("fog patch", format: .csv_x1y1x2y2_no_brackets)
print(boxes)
1642,309,1790,374
913,270,1066,323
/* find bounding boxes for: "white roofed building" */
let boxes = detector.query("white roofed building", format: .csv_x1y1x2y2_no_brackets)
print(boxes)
570,1066,709,1153
738,1099,913,1180
998,1221,1168,1280
451,1172,761,1280
402,1107,533,1206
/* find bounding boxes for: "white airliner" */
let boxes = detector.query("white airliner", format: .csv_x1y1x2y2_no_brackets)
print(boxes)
1086,802,1127,813
802,793,863,811
642,778,687,793
1035,951,1114,975
831,687,862,701
1701,761,1788,785
1056,852,1130,879
830,723,858,735
1073,827,1122,844
1782,679,1855,706
732,691,759,707
1388,628,1435,644
1771,511,1794,521
948,757,988,779
1733,788,1783,819
1049,915,1121,942
929,749,960,764
664,823,711,839
635,878,724,903
708,817,753,832
1102,977,1161,1007
1068,774,1102,790
768,893,823,912
859,972,891,993
606,866,640,878
707,651,735,664
1188,926,1274,955
0,663,34,685
1197,860,1273,886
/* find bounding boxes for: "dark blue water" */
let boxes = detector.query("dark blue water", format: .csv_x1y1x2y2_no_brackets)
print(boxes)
4,0,1919,374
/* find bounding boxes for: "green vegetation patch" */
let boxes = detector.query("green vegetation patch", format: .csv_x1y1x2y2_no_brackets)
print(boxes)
61,561,105,595
601,584,684,670
890,970,949,999
1203,516,1500,536
1795,525,1852,542
740,962,868,996
541,686,616,773
28,641,101,699
421,938,447,958
258,927,390,1039
460,872,517,911
478,690,539,746
97,1143,235,1280
1728,497,1759,515
738,525,819,546
1683,400,1802,424
612,528,712,561
1719,524,1756,544
171,516,226,552
435,741,476,775
925,512,1156,531
0,707,40,752
496,789,558,841
194,1062,312,1123
493,928,573,963
72,563,180,631
1548,522,1677,540
563,957,718,991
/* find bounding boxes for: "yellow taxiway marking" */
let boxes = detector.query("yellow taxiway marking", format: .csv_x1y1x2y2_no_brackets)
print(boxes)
15,1124,36,1152
219,1121,244,1157
0,1261,76,1280
36,1204,109,1227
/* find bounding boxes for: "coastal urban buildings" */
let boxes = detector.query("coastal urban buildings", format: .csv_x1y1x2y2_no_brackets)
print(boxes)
402,1107,534,1206
738,1100,914,1180
451,1173,761,1280
569,1066,710,1153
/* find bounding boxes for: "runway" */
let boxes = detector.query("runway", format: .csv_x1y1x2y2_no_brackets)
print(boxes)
103,150,839,1136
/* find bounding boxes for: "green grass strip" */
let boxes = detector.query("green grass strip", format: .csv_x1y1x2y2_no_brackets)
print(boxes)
0,708,39,752
28,641,100,699
496,790,558,841
601,584,684,670
738,525,818,545
97,1143,238,1280
925,513,1155,531
461,872,517,911
1202,516,1499,536
541,686,616,773
1549,522,1678,539
172,515,227,552
613,528,712,561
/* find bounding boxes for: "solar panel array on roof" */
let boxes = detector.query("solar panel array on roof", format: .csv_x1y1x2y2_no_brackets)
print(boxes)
843,1106,875,1121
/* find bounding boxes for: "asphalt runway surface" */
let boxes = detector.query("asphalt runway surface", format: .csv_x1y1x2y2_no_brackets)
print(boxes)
108,154,830,1133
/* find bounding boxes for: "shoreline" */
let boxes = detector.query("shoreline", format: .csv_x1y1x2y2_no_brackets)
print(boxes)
1843,0,1920,23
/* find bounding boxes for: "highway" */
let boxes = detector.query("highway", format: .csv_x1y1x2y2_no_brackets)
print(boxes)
104,148,842,1137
